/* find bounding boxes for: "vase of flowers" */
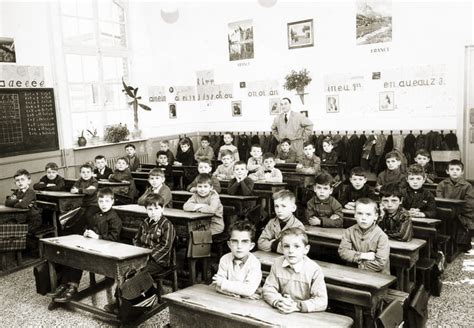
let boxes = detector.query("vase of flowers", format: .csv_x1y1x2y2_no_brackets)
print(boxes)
104,123,130,143
283,69,312,104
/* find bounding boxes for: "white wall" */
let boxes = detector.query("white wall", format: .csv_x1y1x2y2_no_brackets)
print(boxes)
129,0,472,136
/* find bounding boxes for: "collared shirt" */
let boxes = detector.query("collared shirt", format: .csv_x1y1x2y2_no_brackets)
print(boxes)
338,223,390,274
183,190,224,235
402,187,436,218
187,175,221,193
247,157,263,172
276,147,297,163
378,207,413,241
109,169,137,199
271,110,314,142
282,258,304,273
128,155,140,172
137,184,172,207
133,216,176,267
87,209,122,241
306,195,343,228
436,177,474,229
340,184,375,206
262,255,327,313
258,215,305,254
296,154,321,175
72,178,99,207
218,144,240,161
376,168,406,187
93,167,113,180
213,164,234,180
227,177,255,196
33,175,66,191
5,187,41,221
249,167,283,183
194,146,215,162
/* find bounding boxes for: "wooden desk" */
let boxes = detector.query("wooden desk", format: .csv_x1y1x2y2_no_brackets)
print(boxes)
65,179,131,195
254,251,395,328
163,284,354,328
171,190,258,216
275,163,298,172
304,226,426,292
113,204,213,284
35,191,84,214
341,208,442,227
0,205,29,224
41,235,155,324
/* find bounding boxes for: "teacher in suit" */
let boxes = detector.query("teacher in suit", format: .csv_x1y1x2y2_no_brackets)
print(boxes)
271,97,314,161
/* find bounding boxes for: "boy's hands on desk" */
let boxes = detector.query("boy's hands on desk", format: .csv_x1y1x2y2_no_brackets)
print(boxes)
84,229,99,239
10,194,17,200
174,161,182,166
211,274,225,287
360,252,376,261
308,216,321,226
193,204,206,211
345,202,355,210
46,183,56,187
276,295,299,313
70,187,79,193
408,208,425,217
296,163,303,169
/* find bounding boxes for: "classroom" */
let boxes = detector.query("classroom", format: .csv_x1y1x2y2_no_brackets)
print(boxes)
0,0,473,327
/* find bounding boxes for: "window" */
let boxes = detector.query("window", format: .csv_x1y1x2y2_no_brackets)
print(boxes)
60,0,131,140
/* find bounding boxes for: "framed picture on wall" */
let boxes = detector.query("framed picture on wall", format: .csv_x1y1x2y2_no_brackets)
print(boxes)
169,103,177,119
269,98,281,115
232,101,242,117
287,19,314,49
0,37,16,62
379,91,394,111
228,19,254,61
300,110,308,117
326,95,339,113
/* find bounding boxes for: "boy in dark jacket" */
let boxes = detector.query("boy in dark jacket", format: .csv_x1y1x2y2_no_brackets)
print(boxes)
33,162,65,191
50,188,122,302
93,155,113,180
402,164,436,218
306,173,343,228
379,183,413,242
109,157,138,203
339,167,376,210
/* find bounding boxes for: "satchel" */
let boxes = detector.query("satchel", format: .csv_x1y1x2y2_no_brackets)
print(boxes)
119,270,158,322
33,260,52,295
375,299,404,328
407,285,430,328
187,230,212,258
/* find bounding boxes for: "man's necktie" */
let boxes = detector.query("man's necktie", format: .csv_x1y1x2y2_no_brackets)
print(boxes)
284,114,288,124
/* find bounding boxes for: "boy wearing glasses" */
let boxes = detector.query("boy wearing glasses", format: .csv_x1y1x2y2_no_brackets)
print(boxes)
212,220,262,298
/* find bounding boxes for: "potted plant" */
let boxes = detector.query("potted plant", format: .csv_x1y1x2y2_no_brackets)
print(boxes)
283,69,312,104
104,123,130,143
87,127,99,145
77,130,87,147
122,78,152,138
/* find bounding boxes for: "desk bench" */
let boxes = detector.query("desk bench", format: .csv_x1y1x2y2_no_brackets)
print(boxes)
163,284,354,328
254,250,395,328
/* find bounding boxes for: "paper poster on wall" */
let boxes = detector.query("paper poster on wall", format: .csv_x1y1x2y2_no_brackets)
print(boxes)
287,19,314,49
228,19,254,61
0,37,15,62
0,65,45,88
246,80,280,97
174,86,196,101
231,101,242,117
379,91,394,111
324,73,365,93
169,103,177,119
326,95,340,113
196,83,233,101
148,86,167,102
356,0,392,45
196,69,214,86
269,98,280,115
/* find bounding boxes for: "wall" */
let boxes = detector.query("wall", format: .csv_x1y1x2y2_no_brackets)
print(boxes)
128,1,472,137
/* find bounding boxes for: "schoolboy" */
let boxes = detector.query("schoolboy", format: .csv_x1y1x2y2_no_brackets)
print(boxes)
436,159,474,251
339,167,375,210
414,149,436,183
213,150,235,180
174,138,195,166
33,162,66,191
138,169,172,207
378,183,413,242
402,164,437,218
258,190,304,254
306,172,343,228
194,136,215,162
275,138,297,164
67,164,100,233
249,153,283,183
296,142,321,174
183,173,224,235
159,140,175,165
321,137,338,164
262,228,328,313
218,132,240,161
228,161,255,196
50,188,122,302
124,143,140,172
109,157,138,203
247,144,263,173
93,155,113,180
338,198,390,274
5,169,42,232
212,220,262,298
155,150,173,187
376,151,406,191
187,159,221,193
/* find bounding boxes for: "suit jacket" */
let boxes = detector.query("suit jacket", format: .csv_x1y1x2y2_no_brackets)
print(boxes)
271,111,313,142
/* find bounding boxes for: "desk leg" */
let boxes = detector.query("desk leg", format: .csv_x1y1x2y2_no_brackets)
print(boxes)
354,305,364,328
49,262,57,291
189,258,197,285
396,267,404,291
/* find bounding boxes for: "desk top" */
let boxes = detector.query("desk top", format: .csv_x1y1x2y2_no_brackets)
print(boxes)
254,251,395,290
99,181,131,186
36,191,85,198
172,190,258,201
0,205,29,213
434,197,466,205
163,284,353,328
41,234,151,260
304,226,426,252
342,209,442,226
113,204,214,220
220,180,287,187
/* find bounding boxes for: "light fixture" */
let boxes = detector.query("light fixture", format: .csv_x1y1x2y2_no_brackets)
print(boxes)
161,5,179,24
258,0,277,8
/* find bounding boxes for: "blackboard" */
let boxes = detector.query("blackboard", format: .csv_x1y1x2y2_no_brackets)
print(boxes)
0,88,59,158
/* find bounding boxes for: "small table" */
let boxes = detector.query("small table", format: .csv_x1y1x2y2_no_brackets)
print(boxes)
163,284,354,328
0,205,29,224
98,180,131,195
41,235,155,324
35,191,85,214
304,226,426,292
113,204,213,284
435,197,466,262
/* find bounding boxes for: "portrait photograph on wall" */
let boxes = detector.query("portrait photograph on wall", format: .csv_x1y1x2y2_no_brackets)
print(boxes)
0,37,16,62
232,100,242,117
287,19,314,49
300,110,309,117
356,0,392,45
379,91,394,111
228,19,254,61
326,95,339,113
269,98,281,115
169,103,177,118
